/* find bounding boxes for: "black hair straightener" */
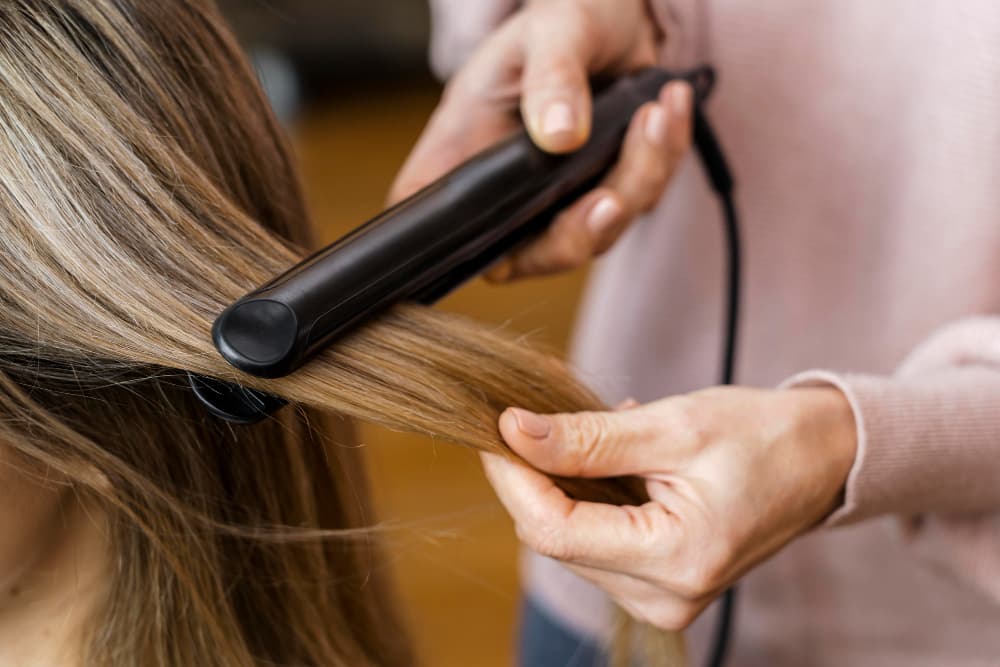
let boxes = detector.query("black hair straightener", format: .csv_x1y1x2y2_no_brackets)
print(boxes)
189,65,741,667
189,66,729,424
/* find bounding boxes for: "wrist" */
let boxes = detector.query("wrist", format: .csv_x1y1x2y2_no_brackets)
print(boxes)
787,386,858,520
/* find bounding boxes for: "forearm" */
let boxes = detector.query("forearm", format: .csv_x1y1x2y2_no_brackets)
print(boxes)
784,317,1000,524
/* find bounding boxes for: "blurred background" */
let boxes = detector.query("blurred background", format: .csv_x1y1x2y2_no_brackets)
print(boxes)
219,2,591,665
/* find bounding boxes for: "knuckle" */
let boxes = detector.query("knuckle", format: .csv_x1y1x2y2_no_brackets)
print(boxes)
517,522,572,561
568,3,602,53
621,505,665,551
534,1,599,45
592,235,622,257
645,602,699,632
524,52,579,92
662,396,711,449
523,31,585,84
546,233,590,270
634,176,668,212
566,412,609,473
668,545,732,599
668,122,694,157
648,153,674,187
614,164,667,214
688,560,726,597
634,155,672,194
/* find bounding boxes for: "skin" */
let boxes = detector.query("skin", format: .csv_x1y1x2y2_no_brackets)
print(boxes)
396,0,861,631
481,388,856,630
390,0,692,280
0,448,107,667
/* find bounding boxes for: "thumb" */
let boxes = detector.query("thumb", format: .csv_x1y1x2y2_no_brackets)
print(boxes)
499,405,662,478
518,7,594,153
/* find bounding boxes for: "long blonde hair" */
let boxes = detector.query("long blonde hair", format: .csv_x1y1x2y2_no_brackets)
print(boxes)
0,1,663,665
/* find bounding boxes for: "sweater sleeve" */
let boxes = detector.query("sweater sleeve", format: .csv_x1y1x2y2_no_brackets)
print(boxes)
428,1,685,80
427,0,519,79
783,317,1000,601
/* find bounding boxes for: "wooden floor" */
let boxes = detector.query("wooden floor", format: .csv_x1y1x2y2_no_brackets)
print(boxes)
293,85,590,666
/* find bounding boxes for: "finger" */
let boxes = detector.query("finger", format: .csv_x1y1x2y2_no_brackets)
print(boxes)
388,26,524,204
518,5,595,153
497,403,680,478
603,81,693,213
483,257,514,284
565,563,707,631
388,90,519,204
490,87,692,282
563,561,665,599
483,257,515,283
480,452,675,570
486,188,627,281
662,80,695,179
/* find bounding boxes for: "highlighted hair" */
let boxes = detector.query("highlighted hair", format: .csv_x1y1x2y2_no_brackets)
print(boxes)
0,1,669,664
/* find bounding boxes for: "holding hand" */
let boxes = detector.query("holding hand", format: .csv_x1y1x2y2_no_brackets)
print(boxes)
391,0,693,281
481,386,858,630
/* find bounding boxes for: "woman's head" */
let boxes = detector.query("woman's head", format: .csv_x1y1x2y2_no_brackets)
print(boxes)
0,1,413,664
0,1,640,664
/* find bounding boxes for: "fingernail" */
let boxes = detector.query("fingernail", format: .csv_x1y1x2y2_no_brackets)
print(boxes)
644,106,669,146
510,408,551,439
542,102,576,138
670,83,691,115
586,196,624,235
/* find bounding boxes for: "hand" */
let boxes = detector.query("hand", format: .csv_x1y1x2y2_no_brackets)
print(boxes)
390,0,693,281
481,386,858,630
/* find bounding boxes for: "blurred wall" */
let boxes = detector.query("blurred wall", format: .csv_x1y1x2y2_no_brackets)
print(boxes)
219,0,432,85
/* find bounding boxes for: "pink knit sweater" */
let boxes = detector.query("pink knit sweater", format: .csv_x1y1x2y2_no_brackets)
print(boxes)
431,1,1000,663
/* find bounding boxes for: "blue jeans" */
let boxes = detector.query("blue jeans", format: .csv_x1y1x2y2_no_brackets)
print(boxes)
518,596,607,667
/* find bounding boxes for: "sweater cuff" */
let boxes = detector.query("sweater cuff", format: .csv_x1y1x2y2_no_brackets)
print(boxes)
782,368,1000,527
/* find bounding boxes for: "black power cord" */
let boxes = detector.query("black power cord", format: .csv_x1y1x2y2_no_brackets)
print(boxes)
691,97,741,667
